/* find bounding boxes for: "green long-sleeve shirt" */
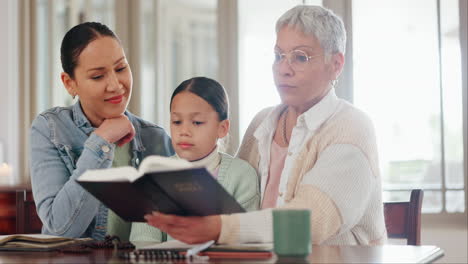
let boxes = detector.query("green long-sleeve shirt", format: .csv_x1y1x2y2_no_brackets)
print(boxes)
106,143,132,241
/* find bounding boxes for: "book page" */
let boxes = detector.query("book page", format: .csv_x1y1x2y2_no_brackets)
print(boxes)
77,167,139,182
138,155,194,175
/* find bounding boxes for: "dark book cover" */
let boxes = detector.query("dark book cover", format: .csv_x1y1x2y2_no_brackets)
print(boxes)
76,167,245,222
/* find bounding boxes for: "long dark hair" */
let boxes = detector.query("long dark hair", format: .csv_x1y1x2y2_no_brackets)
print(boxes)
60,22,119,78
170,77,229,121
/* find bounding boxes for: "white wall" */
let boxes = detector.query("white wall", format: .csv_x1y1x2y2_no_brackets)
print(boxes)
0,0,19,183
0,1,10,152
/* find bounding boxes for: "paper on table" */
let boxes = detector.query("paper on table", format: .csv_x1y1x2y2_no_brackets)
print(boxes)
139,240,202,250
138,239,273,252
210,243,273,252
187,240,215,258
135,240,273,260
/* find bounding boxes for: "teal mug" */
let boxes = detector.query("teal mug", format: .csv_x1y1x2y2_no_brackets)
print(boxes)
272,209,311,258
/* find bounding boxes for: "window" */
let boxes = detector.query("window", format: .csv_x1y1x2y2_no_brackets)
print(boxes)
32,0,218,131
353,0,464,213
19,0,219,182
34,0,115,114
139,0,218,130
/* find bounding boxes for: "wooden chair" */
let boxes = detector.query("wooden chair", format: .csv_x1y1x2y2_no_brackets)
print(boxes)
16,190,43,234
384,189,424,245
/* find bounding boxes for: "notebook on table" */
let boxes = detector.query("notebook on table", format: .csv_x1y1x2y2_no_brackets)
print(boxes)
0,234,93,251
126,239,274,260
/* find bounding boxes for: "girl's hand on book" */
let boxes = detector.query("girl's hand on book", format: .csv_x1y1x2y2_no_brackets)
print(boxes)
145,212,221,244
94,115,135,146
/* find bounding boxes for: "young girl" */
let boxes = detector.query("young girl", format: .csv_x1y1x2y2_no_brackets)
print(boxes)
128,77,260,242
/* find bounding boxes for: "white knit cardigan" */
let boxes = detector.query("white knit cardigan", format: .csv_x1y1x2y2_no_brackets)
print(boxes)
218,99,387,245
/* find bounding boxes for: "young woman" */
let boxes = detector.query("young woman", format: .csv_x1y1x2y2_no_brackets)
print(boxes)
128,77,260,242
30,22,174,240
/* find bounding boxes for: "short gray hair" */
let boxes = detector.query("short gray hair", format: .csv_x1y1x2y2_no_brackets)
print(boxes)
276,5,346,57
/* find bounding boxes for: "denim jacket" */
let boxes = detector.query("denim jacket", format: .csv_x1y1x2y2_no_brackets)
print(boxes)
30,102,174,239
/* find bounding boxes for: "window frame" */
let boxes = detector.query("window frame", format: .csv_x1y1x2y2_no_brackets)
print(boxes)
332,0,467,220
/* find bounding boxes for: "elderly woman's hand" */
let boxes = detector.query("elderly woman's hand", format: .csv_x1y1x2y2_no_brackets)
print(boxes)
94,115,135,146
144,212,221,244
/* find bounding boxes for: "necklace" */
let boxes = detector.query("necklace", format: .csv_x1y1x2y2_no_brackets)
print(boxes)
282,108,289,145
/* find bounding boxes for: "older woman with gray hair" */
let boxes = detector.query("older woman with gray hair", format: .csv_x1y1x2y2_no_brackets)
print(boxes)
145,5,387,245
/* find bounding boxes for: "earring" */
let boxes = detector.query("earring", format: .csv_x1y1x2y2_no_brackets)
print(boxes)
72,94,76,100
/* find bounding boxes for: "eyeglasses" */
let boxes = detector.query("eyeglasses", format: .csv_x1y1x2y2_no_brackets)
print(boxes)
273,50,321,71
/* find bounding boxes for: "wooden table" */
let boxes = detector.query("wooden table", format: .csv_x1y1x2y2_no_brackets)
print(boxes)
0,245,444,263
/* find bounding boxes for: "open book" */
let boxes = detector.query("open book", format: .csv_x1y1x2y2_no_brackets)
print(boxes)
0,234,92,251
76,155,246,222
